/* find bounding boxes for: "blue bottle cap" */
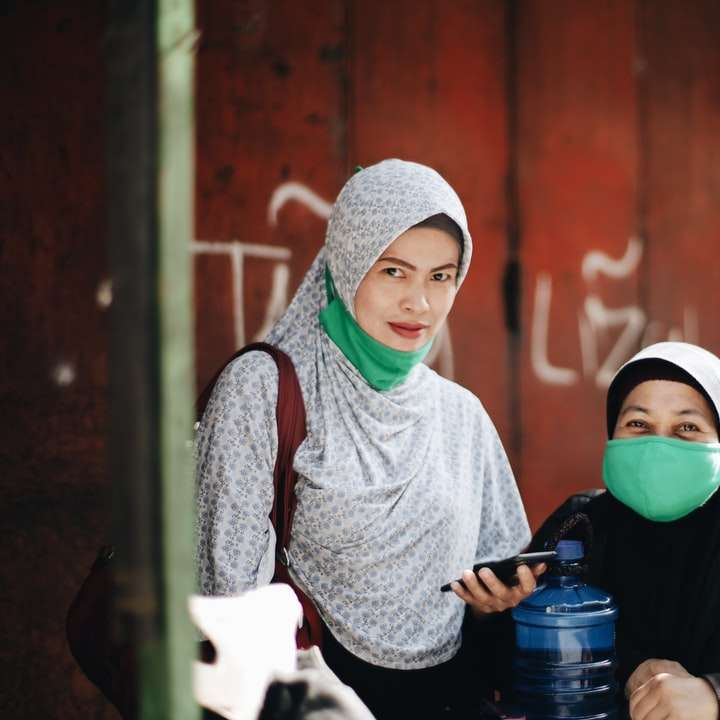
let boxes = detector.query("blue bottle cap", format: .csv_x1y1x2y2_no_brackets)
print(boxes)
555,539,584,561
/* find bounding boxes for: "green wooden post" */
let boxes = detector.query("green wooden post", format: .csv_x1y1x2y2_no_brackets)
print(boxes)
157,0,198,718
106,0,198,717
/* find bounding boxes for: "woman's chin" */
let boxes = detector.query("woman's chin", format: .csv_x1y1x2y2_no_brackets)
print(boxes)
361,323,431,352
380,334,427,353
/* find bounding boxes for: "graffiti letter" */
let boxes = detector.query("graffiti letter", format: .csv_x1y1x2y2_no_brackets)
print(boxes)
531,273,579,386
582,236,643,283
192,241,292,348
584,295,647,387
268,182,332,225
252,263,290,342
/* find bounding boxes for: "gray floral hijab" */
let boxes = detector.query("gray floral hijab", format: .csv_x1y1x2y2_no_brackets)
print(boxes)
268,159,472,341
326,159,472,313
265,159,529,668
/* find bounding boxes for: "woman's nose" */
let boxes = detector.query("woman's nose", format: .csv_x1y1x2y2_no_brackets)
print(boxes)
401,285,430,313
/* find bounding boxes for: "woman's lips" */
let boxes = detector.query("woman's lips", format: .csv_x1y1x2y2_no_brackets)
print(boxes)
388,322,428,339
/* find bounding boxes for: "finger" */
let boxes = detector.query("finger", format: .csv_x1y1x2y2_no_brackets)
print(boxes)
627,681,648,713
450,577,500,614
627,658,689,697
450,581,473,603
629,675,677,720
476,568,513,601
459,570,506,612
628,683,660,720
450,574,484,600
627,668,646,697
627,660,658,696
461,569,495,601
642,659,675,682
469,569,512,611
516,564,537,595
630,696,667,720
648,659,689,678
531,562,547,578
630,694,669,720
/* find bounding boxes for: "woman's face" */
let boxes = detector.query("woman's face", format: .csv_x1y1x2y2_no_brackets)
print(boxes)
354,226,460,352
612,380,719,442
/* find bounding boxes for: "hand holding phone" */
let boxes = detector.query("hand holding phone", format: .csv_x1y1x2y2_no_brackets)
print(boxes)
440,551,556,592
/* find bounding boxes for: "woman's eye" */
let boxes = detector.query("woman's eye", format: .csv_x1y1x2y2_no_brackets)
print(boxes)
678,423,700,433
382,267,403,278
627,420,647,429
431,272,452,282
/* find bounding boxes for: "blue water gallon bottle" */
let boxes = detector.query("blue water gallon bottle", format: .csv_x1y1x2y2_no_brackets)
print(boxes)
511,540,619,720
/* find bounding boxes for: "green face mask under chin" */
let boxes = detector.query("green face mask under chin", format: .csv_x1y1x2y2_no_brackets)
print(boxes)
602,436,720,522
318,267,433,391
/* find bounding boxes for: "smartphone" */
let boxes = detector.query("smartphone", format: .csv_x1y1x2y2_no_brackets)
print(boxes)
440,550,557,592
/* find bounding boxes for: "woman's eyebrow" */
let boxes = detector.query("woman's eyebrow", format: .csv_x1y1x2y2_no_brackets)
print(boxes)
619,405,649,417
430,262,459,272
377,256,415,270
376,256,458,272
676,408,710,419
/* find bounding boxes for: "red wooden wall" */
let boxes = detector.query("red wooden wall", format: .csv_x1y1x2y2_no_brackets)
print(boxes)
3,0,720,716
516,0,641,525
0,3,114,719
194,0,515,457
194,0,720,533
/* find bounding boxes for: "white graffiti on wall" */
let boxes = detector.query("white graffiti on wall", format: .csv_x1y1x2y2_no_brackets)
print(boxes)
267,182,333,226
531,236,699,388
191,241,292,348
194,181,457,379
193,181,337,348
581,237,644,282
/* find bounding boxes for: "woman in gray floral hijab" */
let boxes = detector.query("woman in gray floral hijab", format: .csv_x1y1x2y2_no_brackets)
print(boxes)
196,159,538,717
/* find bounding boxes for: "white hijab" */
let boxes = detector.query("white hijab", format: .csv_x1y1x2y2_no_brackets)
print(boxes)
611,342,720,419
266,159,529,668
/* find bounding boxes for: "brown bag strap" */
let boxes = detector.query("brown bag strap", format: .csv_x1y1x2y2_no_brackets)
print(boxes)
196,342,307,566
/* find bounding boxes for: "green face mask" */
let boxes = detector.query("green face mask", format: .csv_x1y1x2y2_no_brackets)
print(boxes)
318,267,432,391
602,436,720,522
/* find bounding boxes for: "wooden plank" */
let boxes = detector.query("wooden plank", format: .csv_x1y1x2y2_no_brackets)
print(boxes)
193,253,236,385
0,2,115,717
106,0,199,716
639,0,720,355
194,0,347,389
157,0,198,716
516,0,638,528
350,0,513,446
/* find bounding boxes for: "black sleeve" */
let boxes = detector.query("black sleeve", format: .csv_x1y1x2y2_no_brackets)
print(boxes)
527,489,606,552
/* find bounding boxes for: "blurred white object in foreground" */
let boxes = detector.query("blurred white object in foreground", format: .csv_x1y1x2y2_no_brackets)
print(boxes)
189,584,303,720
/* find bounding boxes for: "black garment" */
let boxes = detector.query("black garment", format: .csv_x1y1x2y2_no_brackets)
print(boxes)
532,490,720,689
321,621,503,720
